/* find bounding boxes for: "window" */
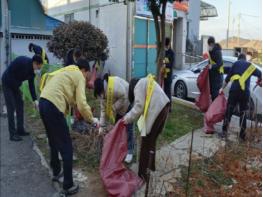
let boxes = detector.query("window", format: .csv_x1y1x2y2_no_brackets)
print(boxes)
65,13,74,23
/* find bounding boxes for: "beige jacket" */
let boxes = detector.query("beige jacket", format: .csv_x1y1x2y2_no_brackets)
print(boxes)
124,77,170,136
40,68,93,123
99,76,130,127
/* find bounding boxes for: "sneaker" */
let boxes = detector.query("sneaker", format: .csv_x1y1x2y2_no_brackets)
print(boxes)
63,183,79,196
124,154,133,163
10,135,22,141
52,170,63,183
205,130,215,134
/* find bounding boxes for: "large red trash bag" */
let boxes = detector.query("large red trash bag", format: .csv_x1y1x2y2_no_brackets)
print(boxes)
205,93,227,125
100,121,143,197
195,66,211,112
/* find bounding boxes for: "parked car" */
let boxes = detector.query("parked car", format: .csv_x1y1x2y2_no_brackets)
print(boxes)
172,56,262,117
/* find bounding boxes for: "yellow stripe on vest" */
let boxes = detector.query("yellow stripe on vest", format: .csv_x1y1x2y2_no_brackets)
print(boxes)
106,77,115,123
41,49,48,64
230,64,256,90
137,74,156,136
39,65,79,92
209,56,224,74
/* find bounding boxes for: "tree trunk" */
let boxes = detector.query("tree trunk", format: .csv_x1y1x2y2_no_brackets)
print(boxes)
157,1,167,84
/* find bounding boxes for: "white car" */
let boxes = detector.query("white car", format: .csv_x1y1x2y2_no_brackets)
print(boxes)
172,56,262,117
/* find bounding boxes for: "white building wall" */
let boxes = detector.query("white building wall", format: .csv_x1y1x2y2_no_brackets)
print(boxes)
187,0,200,43
11,38,61,64
47,0,128,79
98,3,127,78
174,10,187,69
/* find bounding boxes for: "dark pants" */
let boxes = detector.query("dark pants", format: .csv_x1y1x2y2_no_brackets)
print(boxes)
115,105,134,154
222,90,248,138
138,104,170,181
2,83,24,137
164,77,172,102
39,98,73,190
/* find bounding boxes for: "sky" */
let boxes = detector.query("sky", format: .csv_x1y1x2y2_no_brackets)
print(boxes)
199,0,262,42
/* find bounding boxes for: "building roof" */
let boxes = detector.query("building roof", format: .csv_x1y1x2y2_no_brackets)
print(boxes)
6,0,63,35
200,0,218,20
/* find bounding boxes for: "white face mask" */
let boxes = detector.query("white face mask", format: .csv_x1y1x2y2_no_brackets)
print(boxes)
246,55,252,61
34,69,41,75
208,45,213,51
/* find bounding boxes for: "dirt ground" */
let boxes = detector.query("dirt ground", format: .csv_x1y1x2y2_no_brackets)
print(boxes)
171,128,262,197
25,111,107,196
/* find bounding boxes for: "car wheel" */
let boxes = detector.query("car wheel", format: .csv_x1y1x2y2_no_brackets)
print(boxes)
174,81,187,99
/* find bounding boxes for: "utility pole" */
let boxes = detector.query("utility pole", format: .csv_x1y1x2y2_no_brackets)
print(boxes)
226,0,231,48
89,0,91,23
126,1,133,81
238,13,241,47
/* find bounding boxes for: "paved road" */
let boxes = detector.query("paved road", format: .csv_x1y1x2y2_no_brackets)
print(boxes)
0,115,57,197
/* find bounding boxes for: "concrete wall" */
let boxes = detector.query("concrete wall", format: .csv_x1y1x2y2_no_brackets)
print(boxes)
173,10,187,69
11,38,61,64
0,0,8,82
187,0,200,45
47,0,129,79
98,3,127,78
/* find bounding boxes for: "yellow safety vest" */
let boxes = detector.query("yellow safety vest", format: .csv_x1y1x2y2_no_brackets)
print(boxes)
209,56,224,74
41,49,48,64
161,57,171,79
230,64,256,90
137,74,156,136
39,65,80,92
106,77,115,123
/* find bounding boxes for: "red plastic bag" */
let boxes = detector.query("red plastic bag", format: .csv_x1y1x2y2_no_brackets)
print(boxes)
100,121,143,197
205,93,227,125
195,66,211,112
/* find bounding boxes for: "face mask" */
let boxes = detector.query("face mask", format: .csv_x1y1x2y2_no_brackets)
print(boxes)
208,45,213,51
246,55,252,61
34,69,41,75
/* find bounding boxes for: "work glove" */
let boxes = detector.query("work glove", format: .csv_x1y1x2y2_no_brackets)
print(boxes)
34,100,39,111
120,117,128,125
219,88,224,95
92,117,100,128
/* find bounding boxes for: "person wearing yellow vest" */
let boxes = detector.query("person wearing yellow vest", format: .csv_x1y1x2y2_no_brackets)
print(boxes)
39,58,99,195
204,36,224,134
219,53,262,140
122,75,170,181
28,43,49,64
93,74,134,163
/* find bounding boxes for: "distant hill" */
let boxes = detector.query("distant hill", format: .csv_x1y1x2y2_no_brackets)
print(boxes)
219,37,262,52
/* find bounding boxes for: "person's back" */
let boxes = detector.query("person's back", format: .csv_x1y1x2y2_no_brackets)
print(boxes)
228,60,261,94
40,67,85,116
2,56,34,88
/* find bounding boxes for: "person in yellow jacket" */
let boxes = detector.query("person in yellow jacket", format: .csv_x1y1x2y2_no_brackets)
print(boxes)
93,74,134,163
39,58,99,195
122,75,170,181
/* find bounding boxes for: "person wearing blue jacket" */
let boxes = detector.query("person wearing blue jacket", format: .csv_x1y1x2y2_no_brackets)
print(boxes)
1,55,43,141
29,43,49,64
219,53,262,140
163,37,175,112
